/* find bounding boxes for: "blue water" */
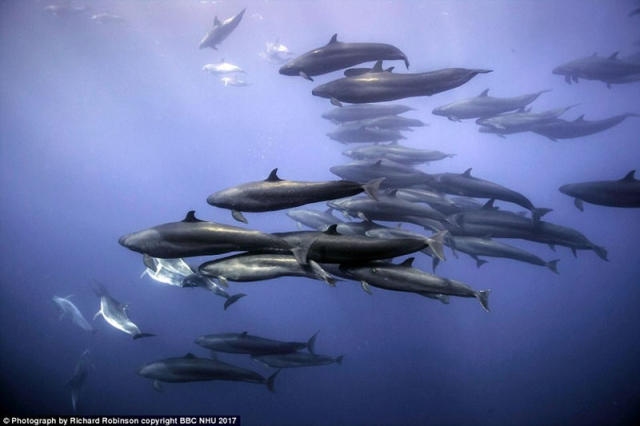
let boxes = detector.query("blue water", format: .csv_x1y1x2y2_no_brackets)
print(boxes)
1,1,640,424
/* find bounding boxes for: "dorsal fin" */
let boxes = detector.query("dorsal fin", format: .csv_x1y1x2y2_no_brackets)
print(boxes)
516,107,525,113
463,168,472,177
324,224,339,235
213,16,221,26
400,257,415,267
328,34,338,45
241,331,248,336
608,51,619,60
372,60,383,72
387,189,398,197
183,210,204,222
266,168,281,182
385,66,395,72
621,170,636,181
479,88,489,97
374,160,382,166
481,199,495,210
575,114,585,122
184,353,197,359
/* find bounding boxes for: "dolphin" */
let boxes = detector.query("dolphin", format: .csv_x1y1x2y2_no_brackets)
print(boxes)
552,52,640,87
66,349,93,412
346,115,426,131
446,236,559,273
199,8,245,50
394,188,465,215
312,66,492,104
53,295,95,333
118,210,292,258
279,34,409,81
341,258,490,311
559,170,640,210
448,203,608,260
327,192,448,223
476,105,575,136
253,352,343,368
92,284,154,339
286,208,344,231
202,60,245,75
206,168,384,223
327,125,406,144
432,88,551,121
430,169,551,220
322,103,414,123
342,143,454,165
272,224,430,264
344,64,396,77
330,159,435,188
138,353,279,393
198,253,338,286
531,113,639,141
195,331,319,355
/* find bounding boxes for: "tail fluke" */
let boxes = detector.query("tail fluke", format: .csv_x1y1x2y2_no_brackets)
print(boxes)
476,290,491,312
266,369,280,393
532,208,553,221
223,293,246,310
547,259,560,274
133,333,156,340
307,331,319,354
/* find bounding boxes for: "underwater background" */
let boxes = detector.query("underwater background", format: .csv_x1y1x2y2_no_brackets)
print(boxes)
1,0,639,424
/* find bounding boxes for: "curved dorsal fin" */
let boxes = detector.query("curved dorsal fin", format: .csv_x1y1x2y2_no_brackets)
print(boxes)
241,331,248,336
372,60,383,72
463,168,472,177
266,168,281,182
481,199,495,210
324,224,339,235
328,34,338,45
575,114,585,122
374,160,382,166
184,353,197,359
608,51,619,60
621,170,636,181
183,210,204,222
400,257,415,267
479,88,489,97
385,66,395,72
214,16,221,26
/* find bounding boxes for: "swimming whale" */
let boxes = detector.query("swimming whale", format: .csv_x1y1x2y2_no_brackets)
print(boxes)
531,113,639,141
138,353,279,392
432,89,551,121
552,52,640,87
279,34,409,81
119,211,292,258
327,125,406,144
559,170,640,210
286,208,344,231
195,330,318,355
322,103,414,123
342,143,454,165
199,8,245,50
312,66,491,104
340,258,490,311
206,169,383,223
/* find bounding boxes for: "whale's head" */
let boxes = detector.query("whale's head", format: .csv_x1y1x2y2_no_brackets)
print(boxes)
311,81,335,99
118,229,162,255
278,60,300,76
